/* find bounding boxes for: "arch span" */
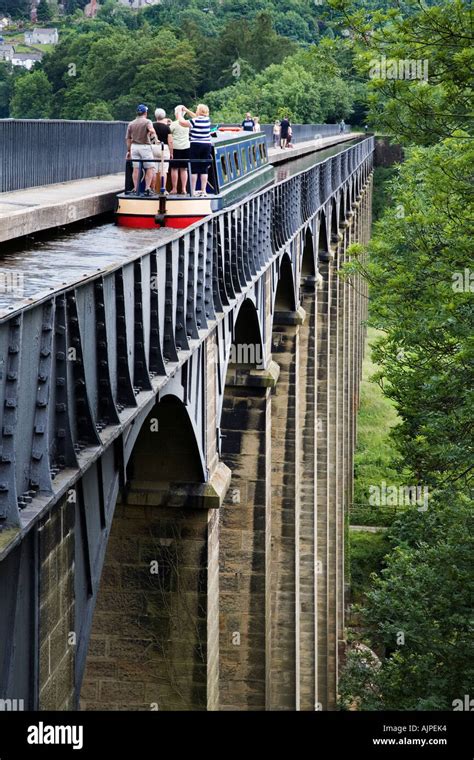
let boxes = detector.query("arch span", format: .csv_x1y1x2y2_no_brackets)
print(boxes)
274,253,297,314
126,394,205,486
317,212,329,259
302,228,316,278
81,393,216,711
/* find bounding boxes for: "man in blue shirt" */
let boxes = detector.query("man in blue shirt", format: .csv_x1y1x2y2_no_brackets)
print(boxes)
242,112,255,132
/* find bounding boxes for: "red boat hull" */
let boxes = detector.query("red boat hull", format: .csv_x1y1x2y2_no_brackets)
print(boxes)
117,214,207,229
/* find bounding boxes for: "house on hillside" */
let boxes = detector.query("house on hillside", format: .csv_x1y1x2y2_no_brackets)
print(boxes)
117,0,162,8
12,51,43,70
24,27,59,46
0,44,14,62
0,18,10,31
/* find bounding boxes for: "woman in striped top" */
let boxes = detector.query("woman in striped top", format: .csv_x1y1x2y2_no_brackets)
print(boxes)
178,104,212,196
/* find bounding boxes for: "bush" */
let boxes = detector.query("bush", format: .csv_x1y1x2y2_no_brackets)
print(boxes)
349,530,390,604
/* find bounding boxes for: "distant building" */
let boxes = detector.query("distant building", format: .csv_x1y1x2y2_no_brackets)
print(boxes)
84,0,100,18
0,17,10,30
117,0,162,8
0,44,14,62
24,27,59,45
11,52,43,70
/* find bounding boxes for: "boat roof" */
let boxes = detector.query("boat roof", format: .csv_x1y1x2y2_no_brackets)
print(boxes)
212,130,264,147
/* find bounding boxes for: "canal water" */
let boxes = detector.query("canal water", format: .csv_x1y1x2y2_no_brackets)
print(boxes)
0,138,360,318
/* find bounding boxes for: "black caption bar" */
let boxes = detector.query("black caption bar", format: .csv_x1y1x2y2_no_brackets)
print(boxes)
0,710,471,757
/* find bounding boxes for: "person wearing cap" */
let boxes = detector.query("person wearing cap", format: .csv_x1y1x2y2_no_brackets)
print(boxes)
125,104,158,196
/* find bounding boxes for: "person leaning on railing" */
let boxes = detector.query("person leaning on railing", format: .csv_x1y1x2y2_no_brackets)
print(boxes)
125,104,158,196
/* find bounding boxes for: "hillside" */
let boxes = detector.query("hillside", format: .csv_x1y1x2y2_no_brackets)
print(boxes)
0,0,366,121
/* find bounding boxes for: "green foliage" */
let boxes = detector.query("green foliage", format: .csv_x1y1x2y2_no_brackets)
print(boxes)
196,12,297,92
10,70,53,118
45,26,199,119
37,0,54,23
206,46,355,122
341,493,474,710
329,0,474,144
64,0,88,12
0,0,363,120
349,530,390,604
0,0,30,19
351,328,406,527
367,137,474,489
82,100,114,120
0,62,22,119
371,166,396,223
273,11,312,42
339,0,473,713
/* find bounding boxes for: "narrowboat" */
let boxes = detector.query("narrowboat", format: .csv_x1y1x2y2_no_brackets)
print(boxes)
115,130,274,229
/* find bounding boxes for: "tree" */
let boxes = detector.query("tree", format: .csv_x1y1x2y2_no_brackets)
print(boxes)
340,493,474,710
329,0,473,145
64,0,88,12
0,0,30,19
363,138,474,490
0,61,21,119
206,47,355,123
82,100,114,120
337,0,473,713
274,11,312,42
10,70,53,119
37,0,54,22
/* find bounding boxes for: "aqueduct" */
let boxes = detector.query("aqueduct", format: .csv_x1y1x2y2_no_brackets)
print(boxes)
0,136,373,710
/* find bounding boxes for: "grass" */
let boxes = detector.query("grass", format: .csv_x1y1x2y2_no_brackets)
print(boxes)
351,326,406,527
2,32,55,55
347,326,401,604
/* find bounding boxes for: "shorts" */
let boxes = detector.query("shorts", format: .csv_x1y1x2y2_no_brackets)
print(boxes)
131,143,155,170
169,147,190,170
190,142,212,174
151,143,170,165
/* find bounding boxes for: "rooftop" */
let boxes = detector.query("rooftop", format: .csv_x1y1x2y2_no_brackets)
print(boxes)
12,52,43,60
